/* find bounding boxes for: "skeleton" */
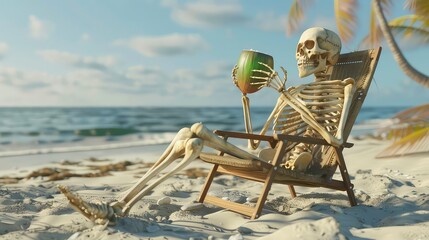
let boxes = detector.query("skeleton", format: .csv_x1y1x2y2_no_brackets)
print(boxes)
271,27,355,170
59,27,355,225
238,27,355,171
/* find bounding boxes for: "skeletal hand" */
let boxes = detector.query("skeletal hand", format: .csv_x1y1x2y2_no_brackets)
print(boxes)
231,65,239,87
251,62,287,93
280,66,288,83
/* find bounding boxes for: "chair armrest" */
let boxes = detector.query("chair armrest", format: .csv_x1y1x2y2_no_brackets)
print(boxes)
213,130,278,148
273,133,354,148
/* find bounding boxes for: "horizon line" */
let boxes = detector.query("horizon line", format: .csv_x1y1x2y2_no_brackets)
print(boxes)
0,105,413,108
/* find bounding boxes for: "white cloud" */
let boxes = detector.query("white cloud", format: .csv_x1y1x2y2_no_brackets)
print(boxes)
175,61,232,81
254,12,288,32
0,60,238,106
122,61,234,97
29,15,52,39
0,66,126,106
125,65,166,87
161,0,248,28
0,42,8,58
0,66,116,96
65,69,107,88
116,33,209,57
123,63,232,95
0,66,59,89
0,62,163,98
165,61,234,97
37,50,116,70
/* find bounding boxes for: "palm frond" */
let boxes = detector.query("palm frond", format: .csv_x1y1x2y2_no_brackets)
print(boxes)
368,3,382,47
376,127,429,158
385,122,428,142
390,15,429,28
287,0,313,35
405,0,429,16
333,0,357,43
366,0,393,47
390,26,429,46
389,15,429,44
376,104,429,158
393,103,429,121
359,16,429,49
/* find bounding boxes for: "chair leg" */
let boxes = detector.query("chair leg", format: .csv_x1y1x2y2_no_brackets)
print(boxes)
335,148,357,206
251,140,288,219
251,166,278,219
346,186,357,206
198,164,219,203
199,137,227,203
288,185,297,198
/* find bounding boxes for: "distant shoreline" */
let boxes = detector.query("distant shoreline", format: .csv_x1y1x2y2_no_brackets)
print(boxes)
0,105,414,109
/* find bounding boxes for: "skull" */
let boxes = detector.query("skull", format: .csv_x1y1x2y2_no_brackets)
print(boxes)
296,27,342,78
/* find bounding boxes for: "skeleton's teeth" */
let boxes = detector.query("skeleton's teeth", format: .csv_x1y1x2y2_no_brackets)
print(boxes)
298,60,318,66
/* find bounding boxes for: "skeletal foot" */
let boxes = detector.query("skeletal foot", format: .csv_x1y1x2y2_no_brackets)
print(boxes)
293,152,312,171
283,151,312,171
58,185,123,225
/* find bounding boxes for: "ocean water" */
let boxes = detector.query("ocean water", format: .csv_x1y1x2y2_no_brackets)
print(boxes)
0,106,407,155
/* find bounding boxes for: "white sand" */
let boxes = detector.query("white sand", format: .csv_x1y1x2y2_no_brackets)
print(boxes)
0,138,428,240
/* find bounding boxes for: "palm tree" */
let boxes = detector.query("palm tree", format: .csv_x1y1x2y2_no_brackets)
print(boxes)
287,0,429,158
371,0,428,88
287,0,429,87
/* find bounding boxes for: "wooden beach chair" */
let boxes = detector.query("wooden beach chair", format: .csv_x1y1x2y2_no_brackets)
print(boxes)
197,47,382,219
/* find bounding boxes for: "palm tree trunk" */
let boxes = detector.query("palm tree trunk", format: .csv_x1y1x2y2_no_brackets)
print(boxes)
373,0,429,88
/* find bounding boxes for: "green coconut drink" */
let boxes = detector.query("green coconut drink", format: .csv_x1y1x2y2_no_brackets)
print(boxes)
235,50,274,94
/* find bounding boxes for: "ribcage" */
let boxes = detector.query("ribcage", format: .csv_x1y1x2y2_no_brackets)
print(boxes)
274,81,345,137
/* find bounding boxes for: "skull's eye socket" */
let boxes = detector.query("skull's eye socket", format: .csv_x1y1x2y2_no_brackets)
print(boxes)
304,40,315,49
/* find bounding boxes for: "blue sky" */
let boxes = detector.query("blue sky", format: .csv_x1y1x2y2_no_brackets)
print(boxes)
0,0,427,107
